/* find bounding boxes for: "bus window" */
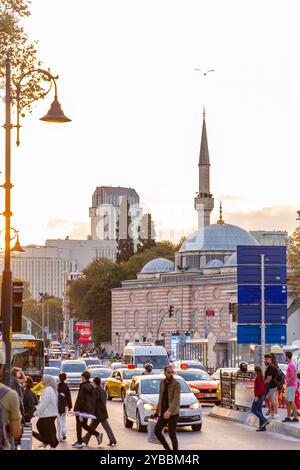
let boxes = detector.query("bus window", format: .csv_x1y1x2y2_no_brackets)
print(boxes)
11,339,44,381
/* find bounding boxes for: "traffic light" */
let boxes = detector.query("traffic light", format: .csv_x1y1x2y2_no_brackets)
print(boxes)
168,305,174,318
12,281,24,332
229,303,238,322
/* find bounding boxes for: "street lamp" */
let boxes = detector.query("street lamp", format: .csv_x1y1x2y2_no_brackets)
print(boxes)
1,53,71,386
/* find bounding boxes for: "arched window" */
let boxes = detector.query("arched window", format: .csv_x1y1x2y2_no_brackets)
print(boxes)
220,308,226,327
193,309,199,328
200,256,206,268
167,291,172,306
134,310,139,328
124,311,129,329
176,309,181,328
147,310,152,329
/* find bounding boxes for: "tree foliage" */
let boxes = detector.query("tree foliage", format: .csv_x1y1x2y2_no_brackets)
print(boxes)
0,0,46,112
288,226,300,304
22,296,63,338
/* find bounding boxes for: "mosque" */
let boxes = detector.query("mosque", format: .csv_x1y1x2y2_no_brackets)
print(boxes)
111,111,295,368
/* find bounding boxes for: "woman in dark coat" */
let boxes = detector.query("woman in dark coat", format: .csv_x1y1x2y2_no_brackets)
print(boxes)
83,377,117,447
23,376,38,422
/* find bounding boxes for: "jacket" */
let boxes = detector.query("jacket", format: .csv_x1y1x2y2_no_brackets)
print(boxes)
93,386,108,421
254,376,266,398
23,388,38,421
157,378,181,416
74,381,94,414
58,382,72,415
35,386,58,418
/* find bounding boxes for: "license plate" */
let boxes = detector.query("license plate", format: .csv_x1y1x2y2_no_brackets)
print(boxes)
205,393,217,397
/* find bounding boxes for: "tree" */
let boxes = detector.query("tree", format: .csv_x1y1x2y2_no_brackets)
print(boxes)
137,213,156,253
116,197,134,263
0,0,45,112
288,226,300,304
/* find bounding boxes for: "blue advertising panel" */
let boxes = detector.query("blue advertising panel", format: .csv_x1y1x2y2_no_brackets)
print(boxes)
237,265,287,285
238,285,261,305
237,325,286,344
238,305,287,324
237,246,286,266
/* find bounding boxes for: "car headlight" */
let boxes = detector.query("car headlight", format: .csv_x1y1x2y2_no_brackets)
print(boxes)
189,401,200,409
143,403,157,411
190,387,199,394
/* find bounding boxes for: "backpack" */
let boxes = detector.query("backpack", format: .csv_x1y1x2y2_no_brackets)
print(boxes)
0,385,10,450
274,368,285,387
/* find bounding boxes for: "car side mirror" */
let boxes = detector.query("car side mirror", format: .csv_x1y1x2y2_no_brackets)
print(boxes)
128,390,137,396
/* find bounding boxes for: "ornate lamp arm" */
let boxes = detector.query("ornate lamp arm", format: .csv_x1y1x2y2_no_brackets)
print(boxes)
15,68,60,146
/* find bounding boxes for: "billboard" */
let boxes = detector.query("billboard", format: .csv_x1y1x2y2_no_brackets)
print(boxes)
73,320,93,344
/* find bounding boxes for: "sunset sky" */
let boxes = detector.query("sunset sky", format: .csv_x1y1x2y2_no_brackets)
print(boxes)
1,0,299,245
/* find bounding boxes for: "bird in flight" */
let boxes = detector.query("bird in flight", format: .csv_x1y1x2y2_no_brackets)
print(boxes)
194,69,215,76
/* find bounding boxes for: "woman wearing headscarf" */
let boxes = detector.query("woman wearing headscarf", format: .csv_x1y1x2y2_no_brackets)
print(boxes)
32,375,59,449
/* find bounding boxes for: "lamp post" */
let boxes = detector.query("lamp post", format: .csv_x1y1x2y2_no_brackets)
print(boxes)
2,53,70,386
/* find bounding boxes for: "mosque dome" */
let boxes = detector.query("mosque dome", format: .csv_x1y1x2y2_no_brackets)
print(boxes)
206,259,224,268
179,223,259,253
225,252,237,266
140,258,174,274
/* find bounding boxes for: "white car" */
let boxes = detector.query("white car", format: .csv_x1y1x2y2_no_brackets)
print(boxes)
45,366,60,383
89,367,111,386
123,374,202,432
61,360,87,388
88,364,109,370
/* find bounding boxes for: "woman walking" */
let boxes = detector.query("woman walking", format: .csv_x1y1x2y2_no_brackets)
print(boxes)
252,365,270,431
23,376,38,423
32,375,59,449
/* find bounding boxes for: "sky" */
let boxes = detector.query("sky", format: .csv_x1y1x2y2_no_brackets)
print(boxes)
1,0,300,245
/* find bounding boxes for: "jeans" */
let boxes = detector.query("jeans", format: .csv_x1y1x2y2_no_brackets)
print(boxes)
154,414,179,450
83,418,116,444
76,416,99,444
251,395,267,427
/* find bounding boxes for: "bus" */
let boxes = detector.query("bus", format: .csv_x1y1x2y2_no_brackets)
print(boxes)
0,333,44,382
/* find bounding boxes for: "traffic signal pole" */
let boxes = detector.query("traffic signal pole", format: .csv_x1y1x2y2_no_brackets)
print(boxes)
261,254,266,370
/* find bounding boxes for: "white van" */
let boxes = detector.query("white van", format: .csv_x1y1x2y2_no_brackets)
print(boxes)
122,343,169,374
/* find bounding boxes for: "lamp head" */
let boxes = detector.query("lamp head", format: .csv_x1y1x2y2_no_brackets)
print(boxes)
40,97,71,123
11,233,24,253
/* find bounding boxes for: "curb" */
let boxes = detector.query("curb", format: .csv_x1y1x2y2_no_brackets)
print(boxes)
209,406,300,439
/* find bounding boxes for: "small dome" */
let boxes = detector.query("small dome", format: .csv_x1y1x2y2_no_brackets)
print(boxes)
179,223,259,253
206,259,224,268
225,252,237,266
140,258,174,274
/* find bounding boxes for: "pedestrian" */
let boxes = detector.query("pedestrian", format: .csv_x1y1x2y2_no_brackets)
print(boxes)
142,363,153,375
264,354,278,419
32,375,59,449
57,373,72,442
83,377,116,447
270,353,280,416
0,349,22,450
11,367,26,423
23,376,38,423
282,351,299,423
251,366,269,431
72,370,101,449
154,365,181,451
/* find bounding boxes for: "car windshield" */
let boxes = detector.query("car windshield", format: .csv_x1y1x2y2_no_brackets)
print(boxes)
48,360,61,369
62,362,86,373
84,359,100,366
135,356,168,369
45,368,60,376
90,369,111,378
123,370,144,380
178,370,211,381
184,363,205,370
141,378,190,394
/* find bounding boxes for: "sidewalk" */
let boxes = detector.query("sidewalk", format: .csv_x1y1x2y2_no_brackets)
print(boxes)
209,406,300,439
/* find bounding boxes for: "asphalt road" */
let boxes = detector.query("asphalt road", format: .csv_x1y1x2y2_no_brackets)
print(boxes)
31,391,300,450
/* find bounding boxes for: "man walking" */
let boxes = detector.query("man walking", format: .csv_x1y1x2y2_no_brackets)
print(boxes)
154,365,181,451
57,373,72,442
72,371,101,449
264,354,278,419
282,351,299,423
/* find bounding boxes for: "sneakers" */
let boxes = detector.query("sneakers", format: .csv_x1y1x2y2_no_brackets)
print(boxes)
260,420,270,429
38,443,47,448
292,418,299,423
256,428,266,432
282,417,292,422
96,433,103,445
72,442,85,449
108,442,117,447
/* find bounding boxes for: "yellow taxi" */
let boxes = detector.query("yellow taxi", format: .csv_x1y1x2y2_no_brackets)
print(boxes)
104,366,144,401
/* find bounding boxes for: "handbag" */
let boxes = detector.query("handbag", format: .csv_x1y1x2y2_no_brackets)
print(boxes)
147,418,161,445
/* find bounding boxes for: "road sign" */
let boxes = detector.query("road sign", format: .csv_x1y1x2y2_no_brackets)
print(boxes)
237,265,286,285
237,246,286,266
206,310,215,317
238,285,287,305
238,305,287,324
237,324,286,344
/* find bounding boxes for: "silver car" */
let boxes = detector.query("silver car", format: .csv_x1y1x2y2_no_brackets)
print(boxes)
123,374,202,432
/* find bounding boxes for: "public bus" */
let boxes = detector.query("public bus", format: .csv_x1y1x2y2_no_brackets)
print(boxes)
0,333,44,382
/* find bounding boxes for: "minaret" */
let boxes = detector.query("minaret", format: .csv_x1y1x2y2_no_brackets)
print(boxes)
194,108,214,228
